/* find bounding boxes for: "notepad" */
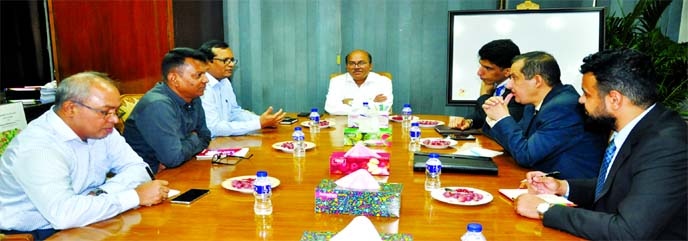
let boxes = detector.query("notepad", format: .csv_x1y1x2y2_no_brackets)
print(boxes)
499,189,576,206
196,148,249,160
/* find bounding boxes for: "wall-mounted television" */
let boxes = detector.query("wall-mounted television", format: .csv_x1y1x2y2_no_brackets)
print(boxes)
447,8,604,105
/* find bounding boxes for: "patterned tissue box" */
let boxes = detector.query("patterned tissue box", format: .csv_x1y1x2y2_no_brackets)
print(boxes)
314,179,402,217
300,231,413,241
343,127,392,146
329,152,390,176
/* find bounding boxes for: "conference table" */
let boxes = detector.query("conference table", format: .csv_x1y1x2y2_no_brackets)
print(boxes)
47,114,582,241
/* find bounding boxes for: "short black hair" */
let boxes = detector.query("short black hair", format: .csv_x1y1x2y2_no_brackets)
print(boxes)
580,48,658,108
199,40,229,60
512,51,561,87
345,50,373,64
161,47,208,82
478,39,520,69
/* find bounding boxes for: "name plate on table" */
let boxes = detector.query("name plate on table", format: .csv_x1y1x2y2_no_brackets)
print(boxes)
412,152,498,175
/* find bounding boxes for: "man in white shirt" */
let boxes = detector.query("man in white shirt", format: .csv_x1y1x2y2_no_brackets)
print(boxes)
0,72,169,240
199,40,285,137
325,49,393,115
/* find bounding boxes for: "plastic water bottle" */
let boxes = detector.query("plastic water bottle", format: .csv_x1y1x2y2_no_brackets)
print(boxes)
254,171,273,215
402,104,412,128
409,122,421,152
292,127,305,158
425,153,442,191
461,223,487,241
360,102,379,133
309,108,320,134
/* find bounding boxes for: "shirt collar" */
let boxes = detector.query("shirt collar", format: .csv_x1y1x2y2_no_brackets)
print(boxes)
47,106,94,144
205,72,228,88
611,103,656,148
160,82,194,108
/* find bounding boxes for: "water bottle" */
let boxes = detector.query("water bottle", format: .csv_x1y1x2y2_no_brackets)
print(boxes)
292,127,305,158
425,153,442,191
254,171,273,215
461,223,487,241
360,102,379,133
409,122,421,152
309,108,320,134
401,104,412,128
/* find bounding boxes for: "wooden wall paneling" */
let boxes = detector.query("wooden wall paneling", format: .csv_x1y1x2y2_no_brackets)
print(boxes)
48,0,173,94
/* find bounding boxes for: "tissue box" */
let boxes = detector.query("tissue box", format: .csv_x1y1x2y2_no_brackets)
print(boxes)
347,112,390,128
300,231,413,241
343,128,392,146
329,152,390,176
314,179,402,217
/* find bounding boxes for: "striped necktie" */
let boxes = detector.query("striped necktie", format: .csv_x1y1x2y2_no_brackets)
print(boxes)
594,138,617,199
494,85,505,96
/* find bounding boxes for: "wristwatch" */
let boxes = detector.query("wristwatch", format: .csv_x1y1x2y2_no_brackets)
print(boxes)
536,202,553,219
89,188,108,196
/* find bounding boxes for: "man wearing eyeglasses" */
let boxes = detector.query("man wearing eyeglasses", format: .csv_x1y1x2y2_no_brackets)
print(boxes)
0,72,170,240
325,49,393,115
198,40,285,137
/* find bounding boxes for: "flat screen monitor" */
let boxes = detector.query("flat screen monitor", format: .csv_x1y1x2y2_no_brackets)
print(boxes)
447,8,604,104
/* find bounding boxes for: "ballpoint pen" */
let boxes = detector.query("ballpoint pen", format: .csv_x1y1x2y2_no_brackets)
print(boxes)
145,166,156,180
519,171,560,188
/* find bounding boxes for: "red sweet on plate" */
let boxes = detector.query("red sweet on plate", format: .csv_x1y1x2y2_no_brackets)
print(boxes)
319,120,329,126
419,120,439,125
391,115,403,121
280,142,294,150
231,177,256,190
442,188,484,203
422,139,451,146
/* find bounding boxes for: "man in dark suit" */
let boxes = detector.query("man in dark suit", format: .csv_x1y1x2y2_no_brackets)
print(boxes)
514,48,687,240
482,51,606,179
449,39,524,130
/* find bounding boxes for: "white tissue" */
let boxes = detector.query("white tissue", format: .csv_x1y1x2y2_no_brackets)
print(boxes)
335,169,380,191
344,142,381,158
330,216,382,241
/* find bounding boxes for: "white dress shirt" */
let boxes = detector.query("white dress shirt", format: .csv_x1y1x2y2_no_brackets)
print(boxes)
599,104,656,180
324,72,393,115
201,73,261,137
0,108,149,231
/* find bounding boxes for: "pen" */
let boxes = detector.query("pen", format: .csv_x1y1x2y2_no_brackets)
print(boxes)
145,166,156,180
519,171,560,187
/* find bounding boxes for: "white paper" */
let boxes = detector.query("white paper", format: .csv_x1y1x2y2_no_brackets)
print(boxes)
499,189,575,205
455,147,503,157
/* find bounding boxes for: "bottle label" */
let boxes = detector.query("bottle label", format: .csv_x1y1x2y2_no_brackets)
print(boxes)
403,110,412,115
426,164,442,174
293,136,305,141
254,184,272,194
310,116,320,122
410,130,421,138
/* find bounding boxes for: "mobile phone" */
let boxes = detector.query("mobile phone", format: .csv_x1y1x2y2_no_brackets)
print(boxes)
297,112,310,117
170,189,209,205
279,117,298,125
449,134,476,140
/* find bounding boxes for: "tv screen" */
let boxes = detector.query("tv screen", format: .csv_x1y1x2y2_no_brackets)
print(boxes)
447,8,604,104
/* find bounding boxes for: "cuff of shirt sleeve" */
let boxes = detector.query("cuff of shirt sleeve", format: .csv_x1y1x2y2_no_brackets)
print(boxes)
485,115,510,128
115,189,140,211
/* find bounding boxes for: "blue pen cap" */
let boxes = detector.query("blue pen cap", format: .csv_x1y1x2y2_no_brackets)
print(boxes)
311,108,318,112
467,223,482,232
294,127,302,131
256,171,268,177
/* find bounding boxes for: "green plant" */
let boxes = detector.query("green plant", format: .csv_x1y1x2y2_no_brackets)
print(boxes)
606,0,688,116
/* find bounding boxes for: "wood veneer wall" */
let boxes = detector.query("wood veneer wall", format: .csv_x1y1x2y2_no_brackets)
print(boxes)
48,0,174,94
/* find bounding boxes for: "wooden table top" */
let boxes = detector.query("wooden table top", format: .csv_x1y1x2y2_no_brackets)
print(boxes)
48,114,582,241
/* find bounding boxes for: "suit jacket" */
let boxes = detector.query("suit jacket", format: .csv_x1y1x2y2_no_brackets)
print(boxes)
471,88,524,129
483,84,607,179
543,104,687,240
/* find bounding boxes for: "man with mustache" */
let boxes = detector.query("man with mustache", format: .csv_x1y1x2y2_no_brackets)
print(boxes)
514,48,687,240
0,72,169,240
481,51,606,179
199,40,285,137
124,48,212,174
325,49,393,115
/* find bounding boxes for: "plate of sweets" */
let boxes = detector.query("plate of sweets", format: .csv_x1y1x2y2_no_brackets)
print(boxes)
430,187,493,206
417,120,444,128
221,175,281,194
420,138,458,149
388,115,419,122
300,120,335,128
272,141,316,153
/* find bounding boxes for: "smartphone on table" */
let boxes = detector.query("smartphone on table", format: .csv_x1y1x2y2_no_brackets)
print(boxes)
279,117,298,125
170,189,209,205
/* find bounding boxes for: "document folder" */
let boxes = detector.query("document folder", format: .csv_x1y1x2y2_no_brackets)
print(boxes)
412,152,498,175
434,125,482,136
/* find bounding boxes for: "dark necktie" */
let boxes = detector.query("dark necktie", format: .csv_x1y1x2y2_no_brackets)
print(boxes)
494,85,505,96
525,109,538,134
595,137,617,199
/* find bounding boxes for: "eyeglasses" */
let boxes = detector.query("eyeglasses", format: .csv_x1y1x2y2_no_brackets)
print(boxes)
346,61,369,67
211,153,253,165
73,101,117,119
213,57,238,65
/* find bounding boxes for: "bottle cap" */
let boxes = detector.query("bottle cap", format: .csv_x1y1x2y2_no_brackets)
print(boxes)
403,104,411,107
311,108,318,112
467,223,482,232
411,122,419,127
256,171,268,177
363,102,369,106
294,127,302,131
429,153,439,158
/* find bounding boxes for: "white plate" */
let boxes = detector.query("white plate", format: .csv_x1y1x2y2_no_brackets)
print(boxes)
300,120,335,128
388,115,419,122
417,120,444,128
272,141,316,153
430,187,493,206
221,175,281,194
420,138,458,149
